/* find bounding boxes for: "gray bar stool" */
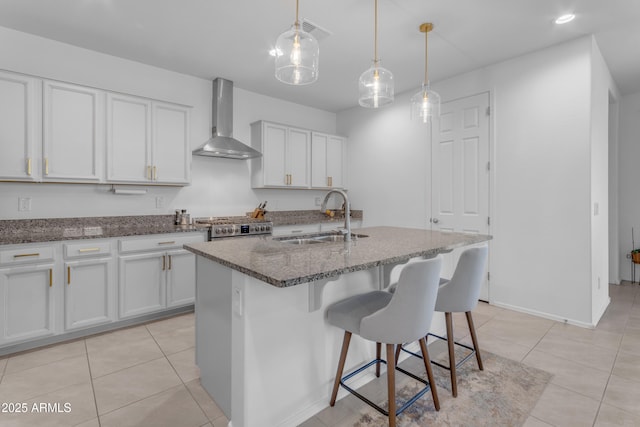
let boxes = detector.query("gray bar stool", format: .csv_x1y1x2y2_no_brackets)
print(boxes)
327,257,442,427
397,245,488,397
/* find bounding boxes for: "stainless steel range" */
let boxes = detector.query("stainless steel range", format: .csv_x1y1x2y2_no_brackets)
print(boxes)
194,216,272,240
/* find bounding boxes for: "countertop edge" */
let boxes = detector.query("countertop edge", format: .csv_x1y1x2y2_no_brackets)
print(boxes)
185,231,491,288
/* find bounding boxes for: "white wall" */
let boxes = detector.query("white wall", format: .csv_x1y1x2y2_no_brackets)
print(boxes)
590,38,618,324
339,36,609,326
0,26,337,219
618,91,640,281
336,90,430,228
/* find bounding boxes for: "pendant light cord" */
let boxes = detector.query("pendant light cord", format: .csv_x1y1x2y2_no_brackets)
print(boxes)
424,28,428,84
374,0,378,65
295,0,300,28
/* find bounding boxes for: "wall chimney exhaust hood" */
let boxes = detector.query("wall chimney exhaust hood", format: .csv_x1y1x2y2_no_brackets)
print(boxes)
193,78,262,159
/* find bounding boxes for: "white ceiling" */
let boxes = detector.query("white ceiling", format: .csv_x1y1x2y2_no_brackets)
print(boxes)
0,0,638,112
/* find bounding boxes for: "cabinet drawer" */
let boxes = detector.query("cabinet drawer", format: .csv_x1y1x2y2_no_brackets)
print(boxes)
64,241,112,259
0,246,55,265
119,233,204,253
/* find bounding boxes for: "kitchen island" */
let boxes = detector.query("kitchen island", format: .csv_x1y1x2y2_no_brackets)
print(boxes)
184,226,491,427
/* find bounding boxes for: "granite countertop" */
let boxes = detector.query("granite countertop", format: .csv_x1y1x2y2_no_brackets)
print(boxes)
0,215,204,245
184,226,491,288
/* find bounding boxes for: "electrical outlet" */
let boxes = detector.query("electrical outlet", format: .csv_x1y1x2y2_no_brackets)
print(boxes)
18,197,32,212
156,196,164,208
314,197,322,206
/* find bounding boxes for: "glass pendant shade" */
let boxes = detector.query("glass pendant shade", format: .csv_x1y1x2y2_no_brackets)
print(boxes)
411,83,440,123
275,24,319,85
359,62,394,108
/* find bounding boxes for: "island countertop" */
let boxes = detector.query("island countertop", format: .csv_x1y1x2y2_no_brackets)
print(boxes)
184,226,491,287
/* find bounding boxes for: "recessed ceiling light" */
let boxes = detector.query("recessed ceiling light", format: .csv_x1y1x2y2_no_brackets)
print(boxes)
555,13,575,24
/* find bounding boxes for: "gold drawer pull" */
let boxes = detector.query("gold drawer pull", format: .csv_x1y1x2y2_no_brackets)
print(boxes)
49,269,53,287
153,166,157,181
27,158,32,176
78,247,101,253
67,266,71,285
45,158,49,175
14,253,40,258
147,165,152,180
168,255,172,270
162,255,166,271
158,241,176,245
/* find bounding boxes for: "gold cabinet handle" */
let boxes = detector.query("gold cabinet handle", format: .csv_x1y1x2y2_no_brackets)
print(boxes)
67,266,71,285
162,255,166,271
45,158,49,175
147,166,152,180
168,255,172,270
158,241,176,245
27,158,32,176
14,253,40,258
49,269,53,287
79,247,100,253
153,166,157,181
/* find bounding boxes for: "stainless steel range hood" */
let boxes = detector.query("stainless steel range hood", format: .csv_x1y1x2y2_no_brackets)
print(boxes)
193,78,262,159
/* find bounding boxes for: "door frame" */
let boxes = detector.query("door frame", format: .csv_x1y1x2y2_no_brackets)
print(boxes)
427,90,495,302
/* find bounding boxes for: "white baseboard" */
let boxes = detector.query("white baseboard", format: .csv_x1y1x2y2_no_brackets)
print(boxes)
491,301,597,329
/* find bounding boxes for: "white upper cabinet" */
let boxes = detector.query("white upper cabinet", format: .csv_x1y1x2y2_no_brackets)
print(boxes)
43,80,104,182
0,69,192,186
251,121,311,188
311,132,346,189
107,94,191,185
106,93,152,183
0,70,40,181
152,102,191,184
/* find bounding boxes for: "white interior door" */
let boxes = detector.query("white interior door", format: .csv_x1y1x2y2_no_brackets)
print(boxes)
431,92,491,300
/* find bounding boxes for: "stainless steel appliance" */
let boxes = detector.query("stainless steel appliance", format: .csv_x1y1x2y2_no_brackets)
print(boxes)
194,216,272,240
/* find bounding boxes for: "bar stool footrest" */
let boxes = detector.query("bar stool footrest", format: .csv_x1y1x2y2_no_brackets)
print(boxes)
400,333,476,371
339,358,435,417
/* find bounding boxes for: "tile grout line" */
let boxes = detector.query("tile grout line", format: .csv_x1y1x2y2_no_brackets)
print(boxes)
84,339,103,427
145,323,215,423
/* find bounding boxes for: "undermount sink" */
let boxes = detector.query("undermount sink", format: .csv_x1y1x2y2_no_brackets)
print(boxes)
275,233,369,245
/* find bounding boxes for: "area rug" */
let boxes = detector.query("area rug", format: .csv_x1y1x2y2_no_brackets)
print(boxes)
352,348,552,427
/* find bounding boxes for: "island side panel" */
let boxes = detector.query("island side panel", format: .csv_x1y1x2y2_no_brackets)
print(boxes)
195,257,233,419
232,268,381,427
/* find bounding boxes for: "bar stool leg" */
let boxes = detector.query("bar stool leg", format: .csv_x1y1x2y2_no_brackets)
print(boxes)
466,311,483,370
330,332,352,406
394,343,402,366
445,312,457,397
386,343,396,427
376,342,382,377
418,337,440,411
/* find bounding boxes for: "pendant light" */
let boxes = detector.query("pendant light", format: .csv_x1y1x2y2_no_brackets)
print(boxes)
358,0,394,108
411,23,440,123
274,0,319,85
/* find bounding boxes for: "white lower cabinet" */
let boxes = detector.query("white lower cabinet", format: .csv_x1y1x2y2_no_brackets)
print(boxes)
0,232,204,352
166,249,197,307
119,252,165,318
65,257,114,330
0,261,56,346
118,233,204,319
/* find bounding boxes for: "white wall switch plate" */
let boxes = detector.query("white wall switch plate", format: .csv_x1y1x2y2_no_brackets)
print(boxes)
18,197,31,212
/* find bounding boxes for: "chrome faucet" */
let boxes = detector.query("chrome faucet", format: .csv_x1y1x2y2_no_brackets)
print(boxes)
321,189,351,242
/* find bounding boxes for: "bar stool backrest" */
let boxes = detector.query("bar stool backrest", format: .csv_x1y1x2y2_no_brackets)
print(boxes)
360,256,442,344
435,246,488,313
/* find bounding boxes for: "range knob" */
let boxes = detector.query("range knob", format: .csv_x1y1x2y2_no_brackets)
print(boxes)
215,227,222,234
225,227,232,234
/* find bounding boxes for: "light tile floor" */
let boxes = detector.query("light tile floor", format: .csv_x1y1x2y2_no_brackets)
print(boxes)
0,282,638,427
